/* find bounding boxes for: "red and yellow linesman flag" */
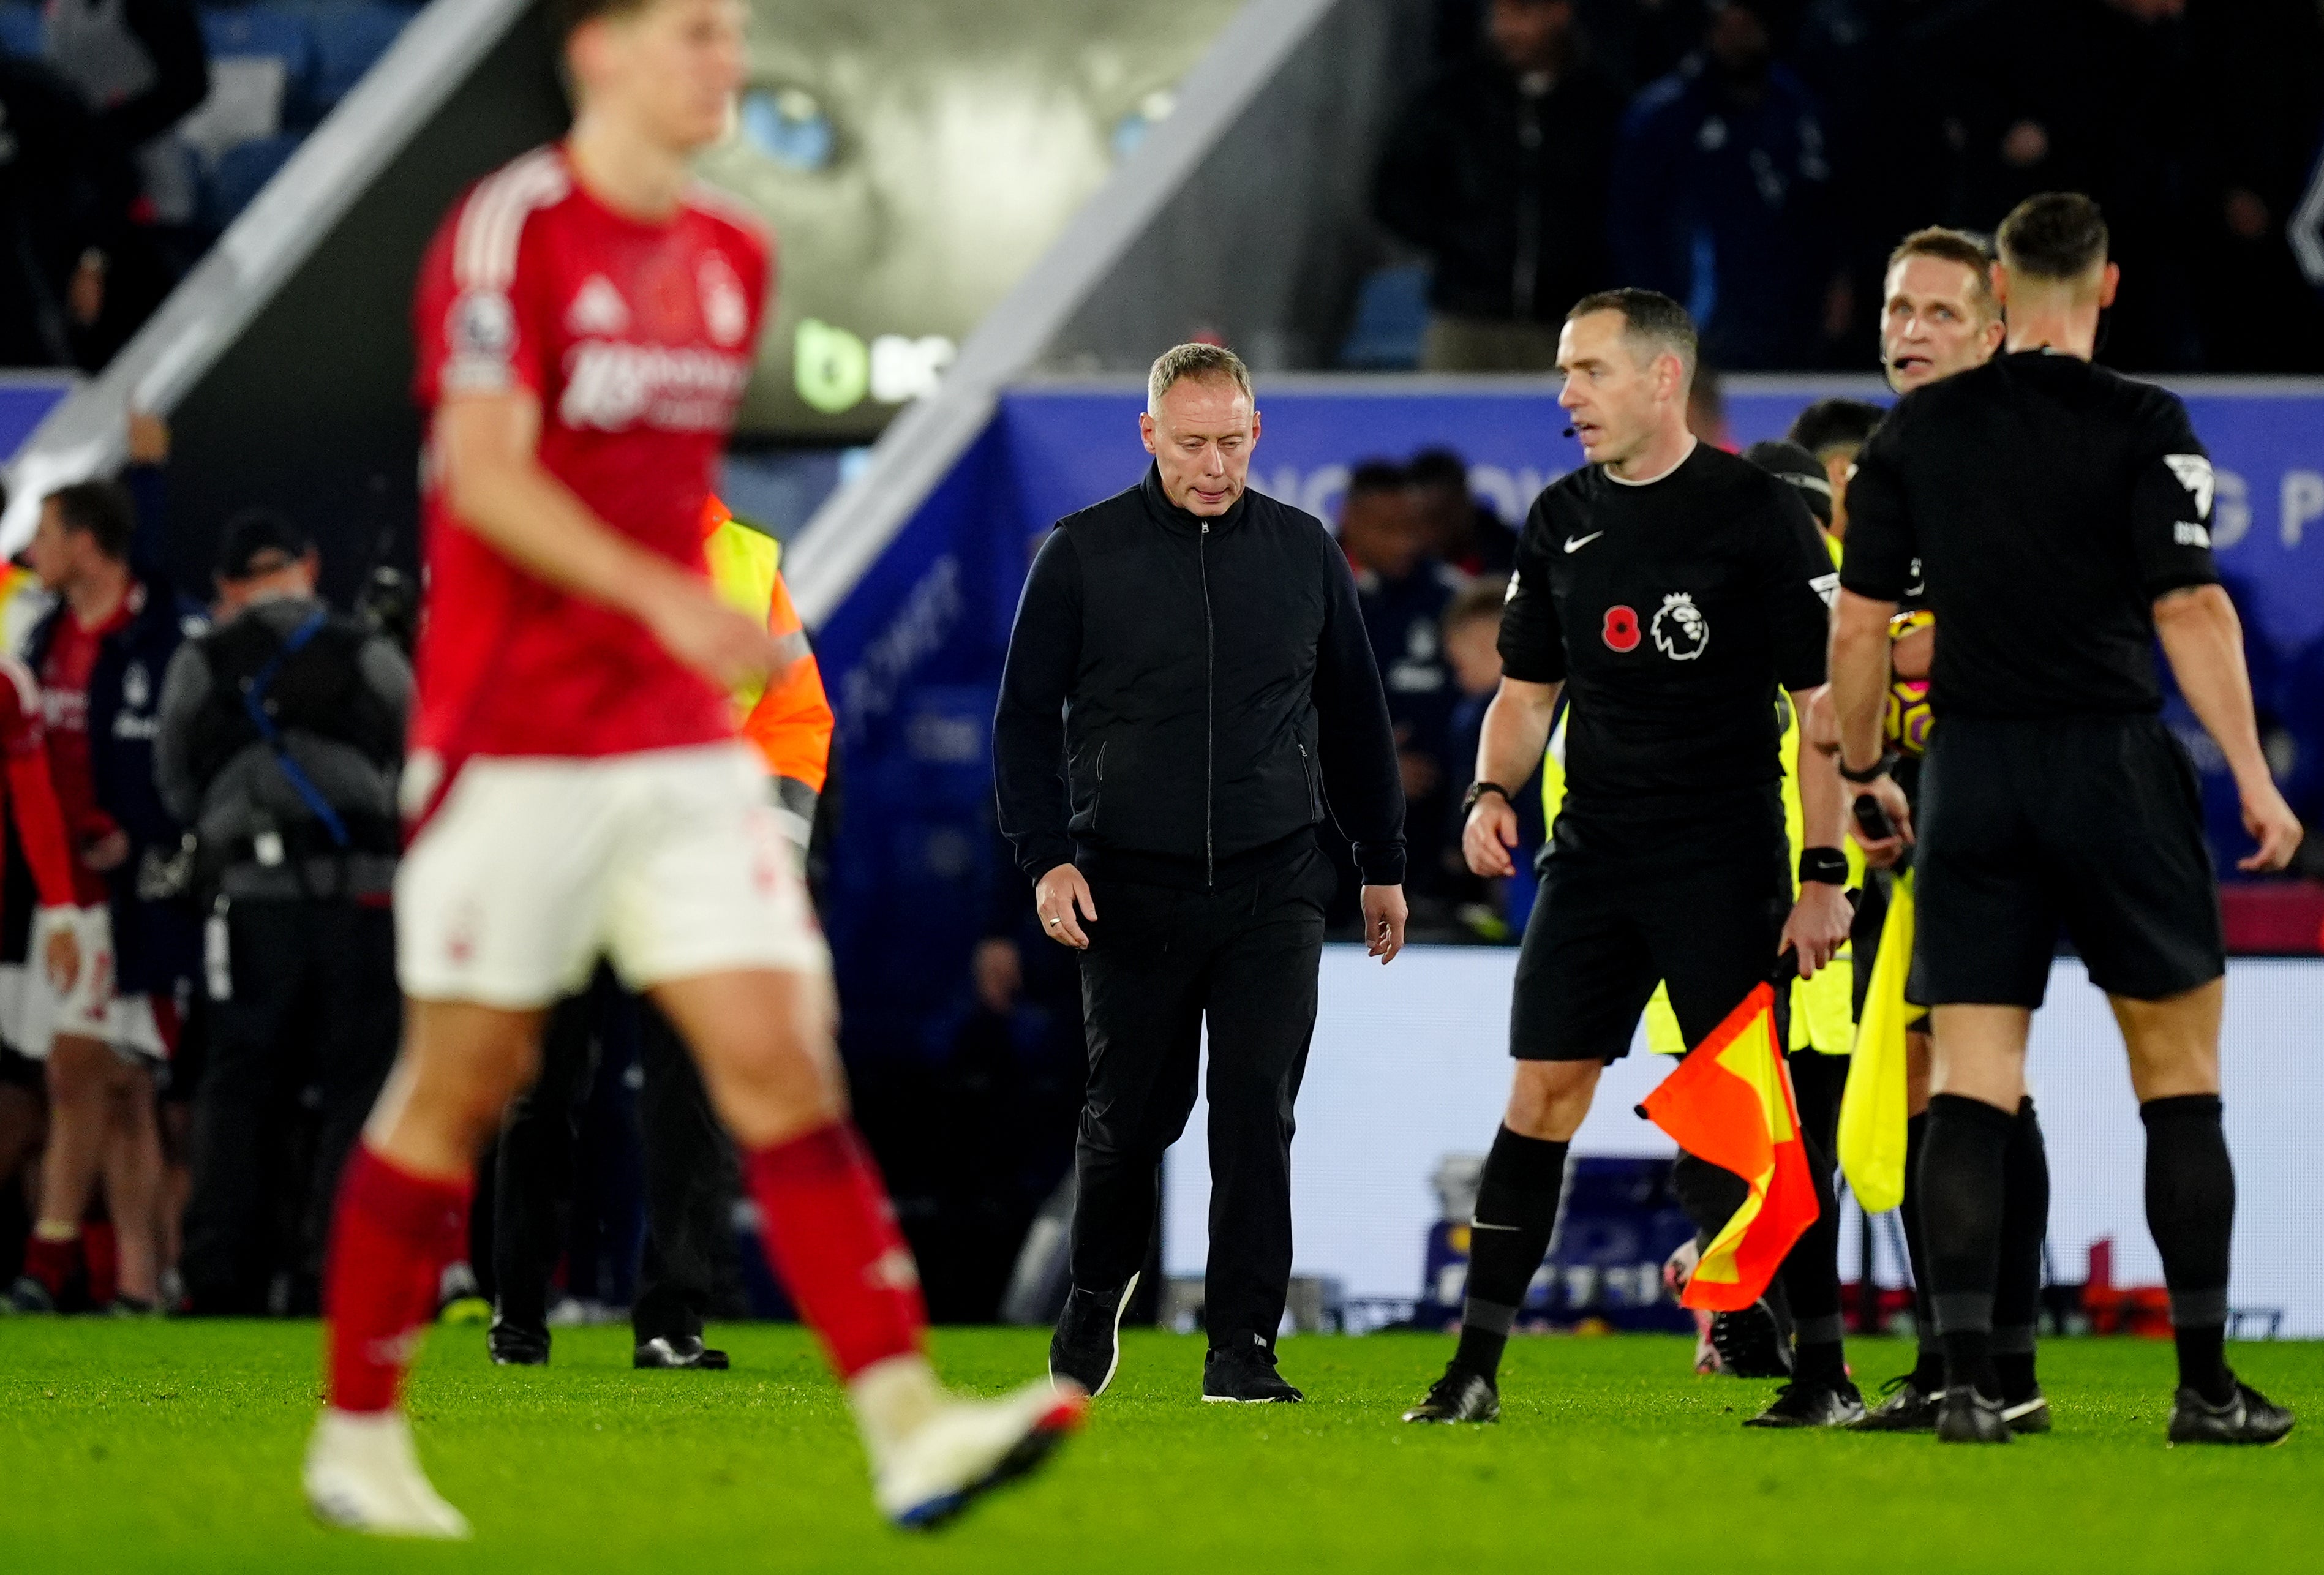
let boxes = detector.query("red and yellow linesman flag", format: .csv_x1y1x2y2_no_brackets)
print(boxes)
1640,982,1820,1312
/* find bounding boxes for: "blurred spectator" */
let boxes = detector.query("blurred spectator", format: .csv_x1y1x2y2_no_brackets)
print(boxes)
1437,575,1515,931
1785,396,1882,539
1607,0,1847,369
1341,460,1467,911
156,509,407,1315
1375,0,1625,370
0,50,134,366
1685,363,1731,448
1409,448,1519,574
7,478,201,1313
2189,0,2324,372
40,0,209,367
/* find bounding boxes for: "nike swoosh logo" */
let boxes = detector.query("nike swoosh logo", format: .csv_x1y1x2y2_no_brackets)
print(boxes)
1563,532,1603,553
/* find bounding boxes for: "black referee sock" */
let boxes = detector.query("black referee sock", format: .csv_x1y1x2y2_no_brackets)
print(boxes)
1993,1098,2051,1402
2141,1094,2238,1405
1898,1111,1944,1391
1453,1126,1569,1383
1777,1126,1850,1389
1920,1093,2017,1397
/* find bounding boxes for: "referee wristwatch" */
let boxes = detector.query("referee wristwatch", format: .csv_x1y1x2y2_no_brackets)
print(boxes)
1461,781,1514,815
1839,751,1897,785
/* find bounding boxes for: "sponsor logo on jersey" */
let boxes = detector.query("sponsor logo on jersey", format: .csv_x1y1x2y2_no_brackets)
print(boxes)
1602,604,1641,652
1564,532,1604,553
558,343,751,432
2174,521,2212,547
698,252,750,347
2164,454,2214,517
566,274,630,336
1652,592,1709,660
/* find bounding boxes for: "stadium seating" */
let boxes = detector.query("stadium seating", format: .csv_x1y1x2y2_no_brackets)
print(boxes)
0,2,39,58
1336,263,1430,370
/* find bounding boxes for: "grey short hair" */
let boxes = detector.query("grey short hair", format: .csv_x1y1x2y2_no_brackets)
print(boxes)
1147,342,1253,411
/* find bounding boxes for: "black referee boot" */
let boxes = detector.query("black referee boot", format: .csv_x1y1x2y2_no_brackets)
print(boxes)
1402,1364,1499,1424
2168,1379,2294,1446
635,1334,729,1370
1744,1378,1865,1429
1202,1339,1303,1404
487,1318,550,1367
1048,1274,1139,1399
1935,1386,2013,1443
1850,1373,1943,1432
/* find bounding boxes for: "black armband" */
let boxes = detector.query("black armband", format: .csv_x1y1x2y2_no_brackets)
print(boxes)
1798,846,1849,887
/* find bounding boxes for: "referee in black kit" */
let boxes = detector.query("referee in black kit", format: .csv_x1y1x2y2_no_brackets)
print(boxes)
1402,290,1860,1429
993,344,1408,1405
1832,194,2303,1446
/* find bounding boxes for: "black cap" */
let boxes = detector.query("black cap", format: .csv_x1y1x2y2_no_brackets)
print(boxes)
214,508,313,581
1742,439,1833,528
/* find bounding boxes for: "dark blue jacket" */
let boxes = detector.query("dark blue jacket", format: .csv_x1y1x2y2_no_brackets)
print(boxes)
26,572,209,994
1609,56,1838,370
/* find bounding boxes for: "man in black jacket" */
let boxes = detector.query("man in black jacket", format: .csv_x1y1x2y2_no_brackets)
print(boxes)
1374,0,1623,371
993,344,1407,1404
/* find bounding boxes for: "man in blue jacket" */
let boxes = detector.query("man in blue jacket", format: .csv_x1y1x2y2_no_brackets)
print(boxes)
1608,1,1846,370
993,344,1407,1404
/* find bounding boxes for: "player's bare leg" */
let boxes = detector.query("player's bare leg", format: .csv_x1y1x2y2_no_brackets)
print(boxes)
15,1034,114,1310
2110,980,2292,1443
304,1000,543,1539
655,966,1086,1528
99,1059,165,1306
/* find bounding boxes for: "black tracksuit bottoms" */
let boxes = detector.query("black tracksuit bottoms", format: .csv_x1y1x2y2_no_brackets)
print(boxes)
1069,841,1336,1350
494,974,734,1344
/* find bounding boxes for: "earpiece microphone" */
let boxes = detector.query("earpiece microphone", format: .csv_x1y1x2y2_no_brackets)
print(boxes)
1563,426,1577,438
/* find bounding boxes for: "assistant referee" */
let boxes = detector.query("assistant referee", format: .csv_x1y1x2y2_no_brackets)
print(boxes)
1832,192,2301,1446
993,344,1408,1405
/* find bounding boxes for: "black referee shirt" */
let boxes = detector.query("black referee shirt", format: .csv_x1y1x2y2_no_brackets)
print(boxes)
1500,442,1836,827
1842,351,2221,718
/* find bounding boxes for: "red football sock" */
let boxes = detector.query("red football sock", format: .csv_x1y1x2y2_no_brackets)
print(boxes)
81,1220,118,1307
21,1230,80,1298
322,1145,472,1413
742,1122,925,1381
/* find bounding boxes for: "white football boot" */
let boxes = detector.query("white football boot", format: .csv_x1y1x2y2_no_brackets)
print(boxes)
854,1357,1087,1530
303,1409,472,1539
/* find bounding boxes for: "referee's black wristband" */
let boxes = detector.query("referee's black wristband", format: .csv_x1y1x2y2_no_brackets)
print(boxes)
1839,751,1897,785
1462,781,1513,815
1798,847,1849,887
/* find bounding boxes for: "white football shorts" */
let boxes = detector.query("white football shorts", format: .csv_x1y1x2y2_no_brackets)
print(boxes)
396,742,827,1008
0,904,170,1062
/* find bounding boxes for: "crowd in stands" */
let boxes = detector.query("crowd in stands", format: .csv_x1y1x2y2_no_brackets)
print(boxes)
0,1,421,370
1370,0,2324,374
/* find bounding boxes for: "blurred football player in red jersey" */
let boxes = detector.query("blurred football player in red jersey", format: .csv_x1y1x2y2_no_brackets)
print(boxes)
302,0,1080,1538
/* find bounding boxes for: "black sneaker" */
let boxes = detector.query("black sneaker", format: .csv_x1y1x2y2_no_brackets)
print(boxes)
487,1321,550,1366
1202,1340,1303,1404
1849,1373,1943,1432
2003,1386,2051,1435
1935,1385,2012,1443
1401,1366,1499,1424
1744,1379,1865,1429
1048,1274,1139,1399
7,1275,56,1314
1710,1300,1793,1380
635,1335,729,1370
2168,1380,2295,1446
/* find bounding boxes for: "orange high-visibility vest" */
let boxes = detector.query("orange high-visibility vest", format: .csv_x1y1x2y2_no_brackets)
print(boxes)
702,497,833,846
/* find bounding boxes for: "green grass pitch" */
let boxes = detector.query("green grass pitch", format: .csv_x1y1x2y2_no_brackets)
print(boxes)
1,1321,2314,1573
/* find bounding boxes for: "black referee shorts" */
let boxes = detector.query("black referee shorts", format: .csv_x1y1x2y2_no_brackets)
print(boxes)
1510,816,1791,1064
1912,714,2224,1009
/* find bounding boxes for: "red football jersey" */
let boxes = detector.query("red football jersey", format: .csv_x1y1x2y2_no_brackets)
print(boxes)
408,144,773,774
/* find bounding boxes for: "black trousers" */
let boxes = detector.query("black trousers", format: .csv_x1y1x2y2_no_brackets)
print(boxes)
1070,843,1334,1349
181,899,400,1314
494,975,735,1344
